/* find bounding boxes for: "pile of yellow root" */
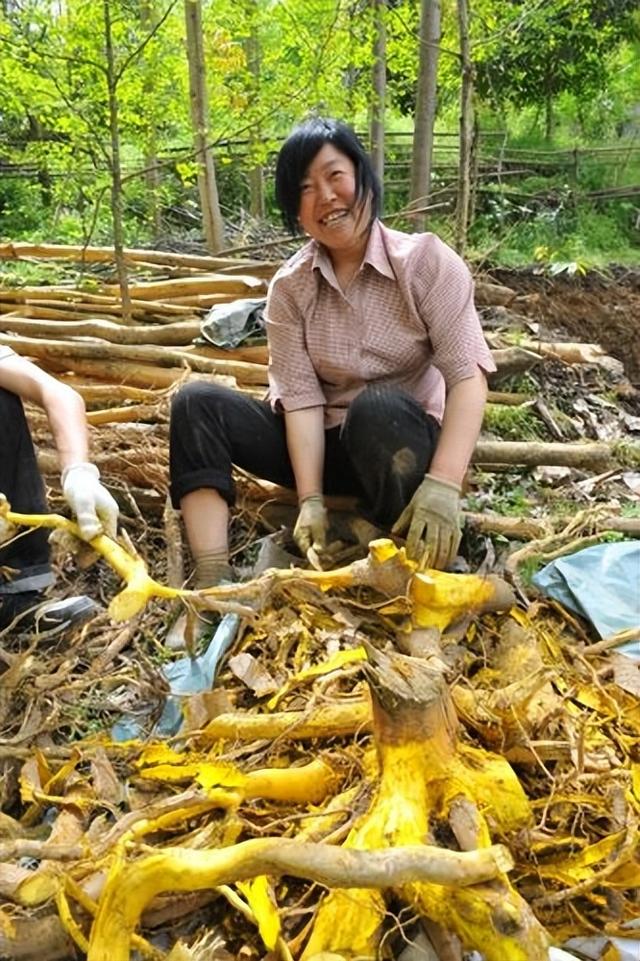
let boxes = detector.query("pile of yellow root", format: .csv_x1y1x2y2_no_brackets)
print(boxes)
0,499,639,961
1,243,639,960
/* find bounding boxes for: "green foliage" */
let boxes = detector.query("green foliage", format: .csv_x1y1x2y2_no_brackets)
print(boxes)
0,0,638,264
474,0,639,120
483,403,547,442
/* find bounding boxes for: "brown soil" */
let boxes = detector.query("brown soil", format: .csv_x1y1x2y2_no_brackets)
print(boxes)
486,268,640,384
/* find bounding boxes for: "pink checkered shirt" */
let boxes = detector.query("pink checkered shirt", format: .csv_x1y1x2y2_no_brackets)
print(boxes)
266,220,496,429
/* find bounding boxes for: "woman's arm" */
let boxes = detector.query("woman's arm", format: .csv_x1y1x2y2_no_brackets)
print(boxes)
428,368,487,485
0,354,119,539
0,354,89,469
284,406,326,497
284,406,328,554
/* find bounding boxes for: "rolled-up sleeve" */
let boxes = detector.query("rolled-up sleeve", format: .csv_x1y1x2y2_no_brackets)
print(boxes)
416,237,496,388
0,346,16,363
266,273,326,412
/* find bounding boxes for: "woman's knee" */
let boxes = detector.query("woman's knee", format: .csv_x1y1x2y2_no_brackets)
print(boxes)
345,385,412,433
171,381,229,423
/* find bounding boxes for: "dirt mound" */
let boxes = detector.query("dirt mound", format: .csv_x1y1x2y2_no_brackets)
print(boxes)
487,268,640,384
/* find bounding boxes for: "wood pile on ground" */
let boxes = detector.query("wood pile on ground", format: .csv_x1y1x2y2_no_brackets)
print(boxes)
0,244,639,961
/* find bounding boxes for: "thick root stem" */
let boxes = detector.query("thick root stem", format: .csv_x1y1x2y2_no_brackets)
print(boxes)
87,838,510,961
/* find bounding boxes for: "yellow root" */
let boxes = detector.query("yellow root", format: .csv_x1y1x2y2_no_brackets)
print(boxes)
87,838,511,961
1,497,514,630
304,647,548,961
0,498,192,620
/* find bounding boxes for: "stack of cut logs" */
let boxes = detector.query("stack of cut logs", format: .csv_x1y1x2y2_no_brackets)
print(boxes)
0,242,636,508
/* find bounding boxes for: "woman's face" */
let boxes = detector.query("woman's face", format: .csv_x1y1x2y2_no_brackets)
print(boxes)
297,143,369,254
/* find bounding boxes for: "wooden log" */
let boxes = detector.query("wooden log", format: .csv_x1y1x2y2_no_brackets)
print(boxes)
195,343,268,364
55,379,168,405
473,440,616,470
0,291,198,316
41,356,223,390
486,391,531,406
464,512,549,540
146,292,257,308
0,334,268,384
473,280,517,307
0,240,280,278
0,316,202,346
37,449,167,489
86,404,166,426
102,274,267,300
1,305,122,323
488,347,542,383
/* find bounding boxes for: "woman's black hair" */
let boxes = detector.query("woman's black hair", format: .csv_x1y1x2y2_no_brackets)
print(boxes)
274,117,381,235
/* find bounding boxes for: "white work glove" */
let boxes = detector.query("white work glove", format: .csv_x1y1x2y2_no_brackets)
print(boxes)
62,462,119,541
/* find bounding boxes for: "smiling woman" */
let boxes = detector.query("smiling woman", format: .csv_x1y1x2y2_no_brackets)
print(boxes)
167,118,496,630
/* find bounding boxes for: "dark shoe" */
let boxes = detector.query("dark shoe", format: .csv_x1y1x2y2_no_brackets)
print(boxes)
0,592,99,635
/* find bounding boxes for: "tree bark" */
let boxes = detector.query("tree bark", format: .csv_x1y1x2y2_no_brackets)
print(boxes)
184,0,225,252
370,0,387,208
244,0,265,219
455,0,474,255
140,0,163,240
103,0,133,324
410,0,441,230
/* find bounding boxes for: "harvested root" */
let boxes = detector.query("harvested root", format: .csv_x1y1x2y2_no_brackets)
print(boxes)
303,645,548,961
0,506,515,633
87,838,510,961
0,497,250,621
199,700,372,744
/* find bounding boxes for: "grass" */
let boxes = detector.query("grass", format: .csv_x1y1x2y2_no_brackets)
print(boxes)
613,440,640,470
483,403,547,441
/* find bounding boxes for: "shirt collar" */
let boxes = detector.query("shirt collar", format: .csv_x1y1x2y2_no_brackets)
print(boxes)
311,219,395,286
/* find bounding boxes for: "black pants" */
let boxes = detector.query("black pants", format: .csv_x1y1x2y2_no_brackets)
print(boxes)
0,389,52,594
169,383,440,529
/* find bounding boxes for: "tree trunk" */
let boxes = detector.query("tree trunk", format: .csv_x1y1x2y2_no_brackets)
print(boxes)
140,0,163,240
455,0,474,255
410,0,441,230
244,0,265,219
370,0,387,209
103,0,133,324
184,0,225,252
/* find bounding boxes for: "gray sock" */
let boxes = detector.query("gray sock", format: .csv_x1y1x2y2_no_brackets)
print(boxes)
194,549,232,589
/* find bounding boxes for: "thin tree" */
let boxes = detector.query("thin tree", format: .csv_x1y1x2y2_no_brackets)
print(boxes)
409,0,441,231
370,0,386,209
103,0,132,323
140,0,163,240
184,0,225,252
454,0,474,255
243,0,265,219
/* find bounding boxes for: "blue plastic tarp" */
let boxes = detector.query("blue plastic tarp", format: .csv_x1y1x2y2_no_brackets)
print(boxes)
532,541,640,659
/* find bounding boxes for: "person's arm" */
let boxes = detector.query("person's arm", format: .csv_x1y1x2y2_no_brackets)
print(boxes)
284,407,325,497
0,354,119,539
0,353,90,468
284,406,328,554
392,239,494,569
428,368,487,486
